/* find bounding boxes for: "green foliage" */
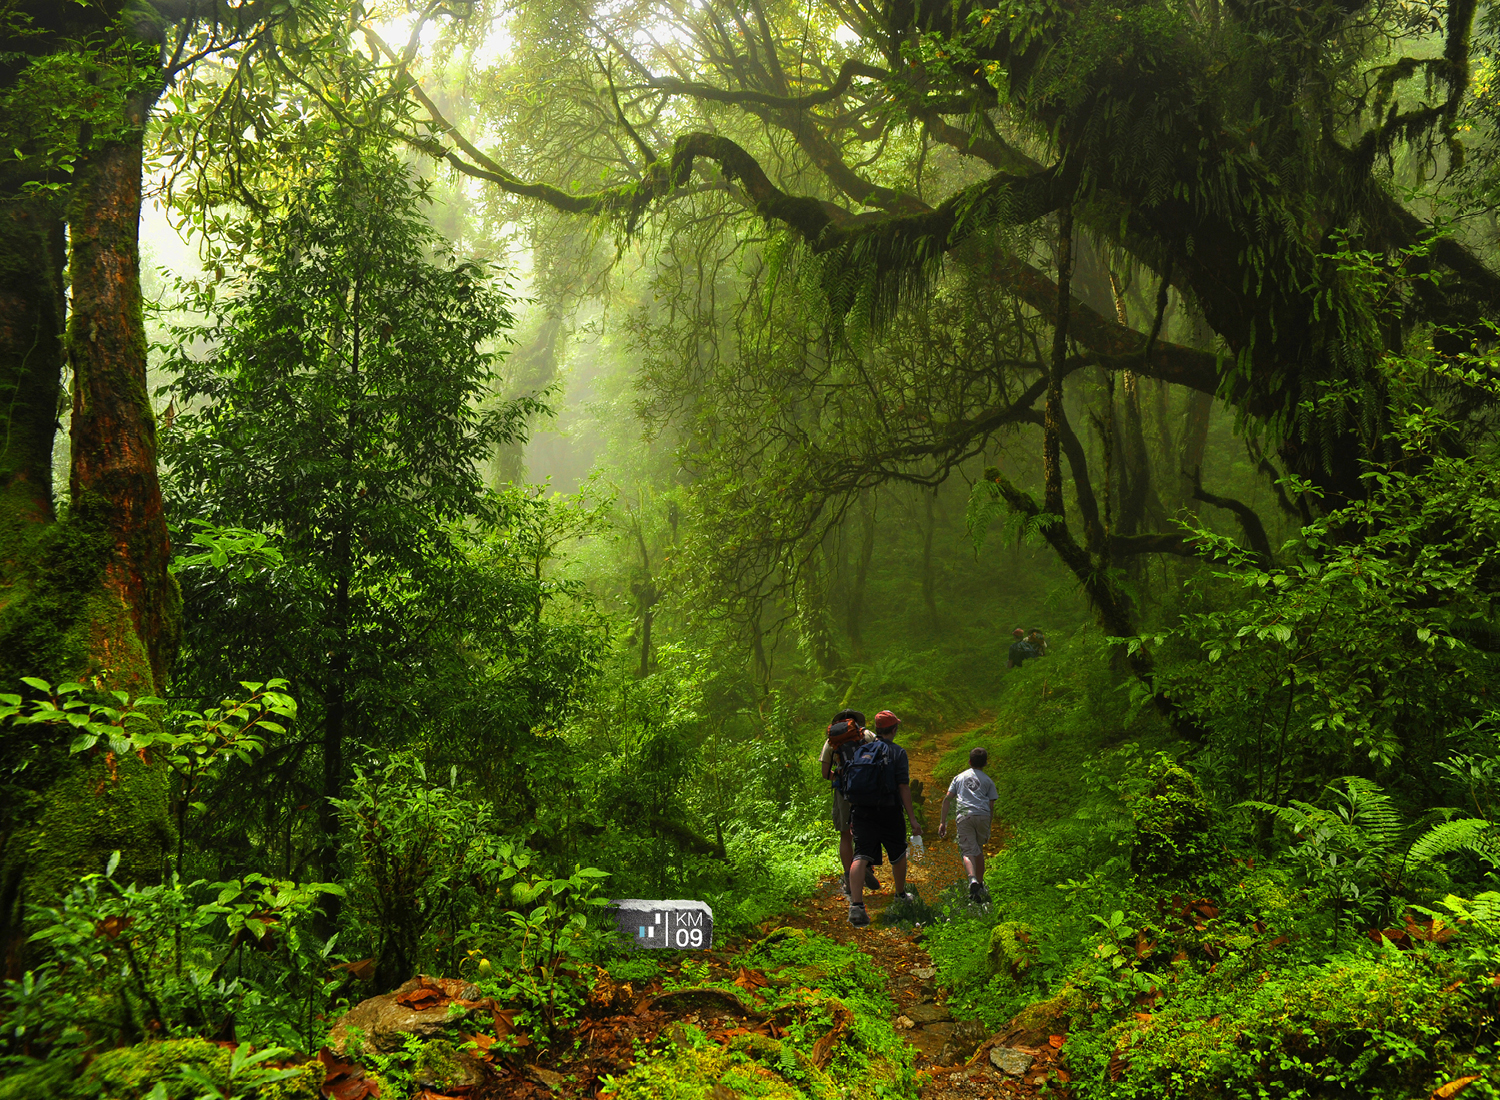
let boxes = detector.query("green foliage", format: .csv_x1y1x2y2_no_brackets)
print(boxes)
987,921,1038,981
1069,949,1470,1099
923,635,1178,1026
334,753,611,1034
158,135,602,878
605,929,916,1099
176,1043,307,1100
0,8,158,196
333,753,514,991
76,1038,231,1100
6,857,341,1056
1145,354,1500,800
1127,756,1216,883
1,677,299,881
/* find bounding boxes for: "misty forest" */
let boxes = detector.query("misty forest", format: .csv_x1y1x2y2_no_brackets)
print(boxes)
10,0,1500,1097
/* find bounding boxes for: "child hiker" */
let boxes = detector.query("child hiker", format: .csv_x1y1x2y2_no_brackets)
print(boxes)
938,747,998,902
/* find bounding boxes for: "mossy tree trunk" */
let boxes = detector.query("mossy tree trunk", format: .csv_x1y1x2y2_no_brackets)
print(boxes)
0,60,177,974
67,87,179,693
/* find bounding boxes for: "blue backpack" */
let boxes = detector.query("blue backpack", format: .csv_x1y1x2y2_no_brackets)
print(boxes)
841,738,898,806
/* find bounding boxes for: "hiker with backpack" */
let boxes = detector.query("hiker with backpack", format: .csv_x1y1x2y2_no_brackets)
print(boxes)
822,709,881,895
1007,627,1036,669
938,746,999,902
844,710,922,927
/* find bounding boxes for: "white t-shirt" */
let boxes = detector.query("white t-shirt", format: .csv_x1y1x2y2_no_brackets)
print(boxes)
948,767,998,819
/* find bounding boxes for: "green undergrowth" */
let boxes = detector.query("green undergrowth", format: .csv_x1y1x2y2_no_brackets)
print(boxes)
704,819,842,941
0,1036,324,1100
916,630,1500,1098
601,927,916,1100
925,629,1177,1027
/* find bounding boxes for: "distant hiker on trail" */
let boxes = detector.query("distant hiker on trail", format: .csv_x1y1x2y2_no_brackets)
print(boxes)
1026,628,1049,657
1007,627,1036,669
822,709,880,896
845,710,922,927
938,747,999,903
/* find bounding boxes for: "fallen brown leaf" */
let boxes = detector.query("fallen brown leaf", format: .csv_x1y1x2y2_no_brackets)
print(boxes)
1107,1053,1130,1081
318,1045,381,1100
332,958,376,982
733,967,770,993
95,915,134,941
1432,1077,1481,1100
396,988,445,1011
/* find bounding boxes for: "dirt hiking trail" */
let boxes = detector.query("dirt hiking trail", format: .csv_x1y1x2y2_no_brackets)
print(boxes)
486,715,1069,1100
777,715,1070,1099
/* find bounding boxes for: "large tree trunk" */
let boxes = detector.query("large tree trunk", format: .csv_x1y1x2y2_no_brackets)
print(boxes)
67,90,179,692
0,88,177,977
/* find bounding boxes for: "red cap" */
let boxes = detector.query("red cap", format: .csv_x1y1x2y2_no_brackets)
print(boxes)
874,710,900,731
1013,627,1026,637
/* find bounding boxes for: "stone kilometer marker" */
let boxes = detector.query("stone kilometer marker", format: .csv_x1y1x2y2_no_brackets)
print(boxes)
609,899,714,949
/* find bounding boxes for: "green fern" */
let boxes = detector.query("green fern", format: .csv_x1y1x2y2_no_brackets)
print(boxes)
1407,817,1494,866
1436,891,1500,924
1334,776,1403,854
1238,799,1327,836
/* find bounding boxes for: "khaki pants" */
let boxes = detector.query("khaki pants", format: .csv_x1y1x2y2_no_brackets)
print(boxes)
832,787,854,832
956,814,991,862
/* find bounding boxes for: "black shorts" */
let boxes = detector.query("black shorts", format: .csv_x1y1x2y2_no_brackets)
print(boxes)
850,803,907,866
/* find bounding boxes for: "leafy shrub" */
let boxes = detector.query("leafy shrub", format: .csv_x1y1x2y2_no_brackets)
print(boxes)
1069,948,1470,1099
6,860,340,1054
335,751,611,1036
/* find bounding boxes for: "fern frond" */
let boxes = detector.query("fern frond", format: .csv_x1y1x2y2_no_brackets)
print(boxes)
1238,799,1321,834
1336,776,1402,852
1470,891,1500,921
1408,817,1491,864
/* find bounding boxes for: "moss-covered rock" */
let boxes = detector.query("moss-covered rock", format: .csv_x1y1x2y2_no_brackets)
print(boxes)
412,1038,487,1092
257,1058,324,1100
1129,758,1215,882
77,1037,231,1100
1001,984,1084,1047
986,921,1038,981
601,1042,805,1100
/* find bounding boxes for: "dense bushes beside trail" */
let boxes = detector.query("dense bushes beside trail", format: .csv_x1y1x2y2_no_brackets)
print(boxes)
922,632,1500,1100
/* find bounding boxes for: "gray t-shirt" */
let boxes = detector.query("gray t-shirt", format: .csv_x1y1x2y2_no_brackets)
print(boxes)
948,767,998,819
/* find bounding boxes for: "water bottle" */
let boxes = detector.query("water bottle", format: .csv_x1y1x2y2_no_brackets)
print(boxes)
909,833,925,861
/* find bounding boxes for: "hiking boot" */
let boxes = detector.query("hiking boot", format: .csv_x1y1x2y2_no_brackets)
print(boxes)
864,867,881,890
893,890,917,903
979,885,992,904
968,878,984,903
848,902,870,927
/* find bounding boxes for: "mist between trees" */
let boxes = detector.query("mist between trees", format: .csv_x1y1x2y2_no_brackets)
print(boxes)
6,0,1500,1097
